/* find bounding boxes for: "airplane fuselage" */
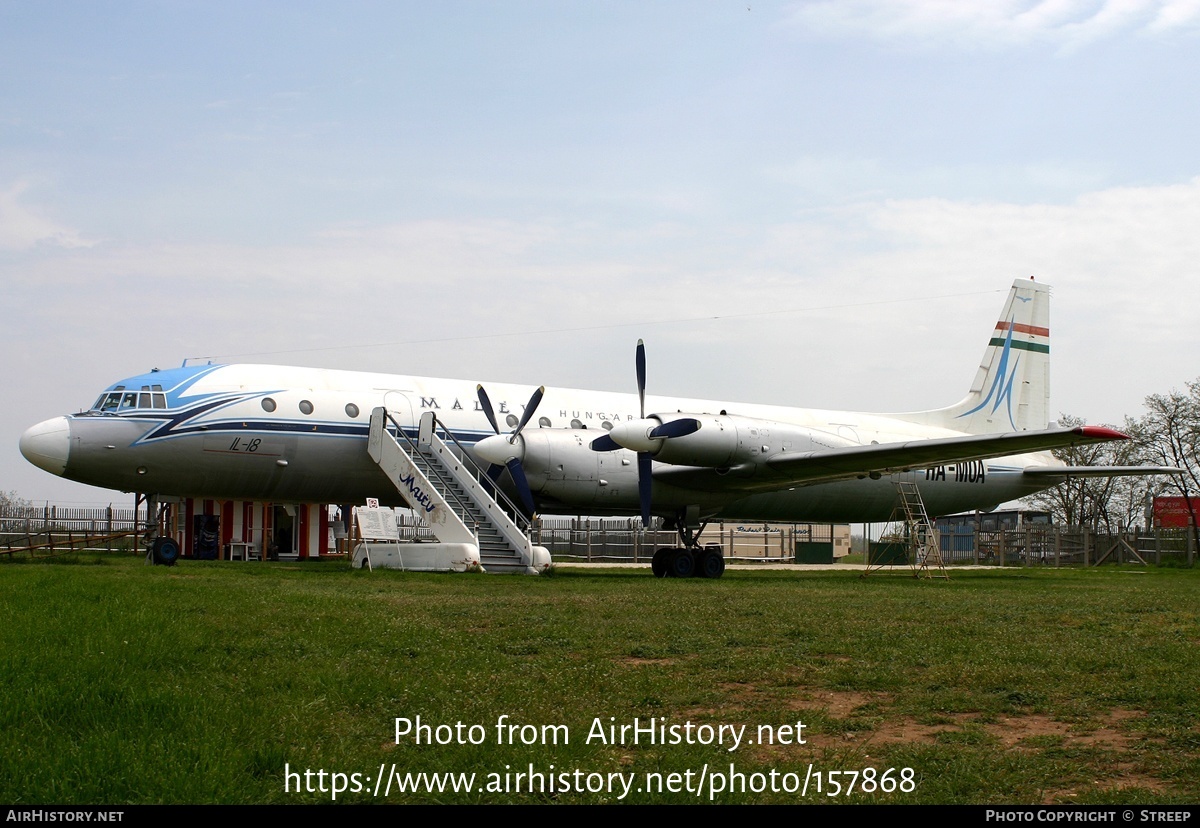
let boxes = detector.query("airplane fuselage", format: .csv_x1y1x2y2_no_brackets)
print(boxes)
20,362,1059,523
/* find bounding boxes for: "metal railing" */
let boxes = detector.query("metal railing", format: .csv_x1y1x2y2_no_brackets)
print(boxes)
381,410,480,534
422,413,535,539
531,519,843,564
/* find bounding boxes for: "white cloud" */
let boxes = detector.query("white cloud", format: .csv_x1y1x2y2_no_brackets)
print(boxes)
788,0,1200,50
5,176,1199,438
1149,0,1200,30
740,177,1200,419
0,182,95,251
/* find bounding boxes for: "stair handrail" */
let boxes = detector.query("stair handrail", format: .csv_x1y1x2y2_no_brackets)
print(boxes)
381,410,479,533
426,414,535,539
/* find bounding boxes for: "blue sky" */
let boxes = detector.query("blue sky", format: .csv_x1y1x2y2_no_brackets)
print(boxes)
5,0,1200,504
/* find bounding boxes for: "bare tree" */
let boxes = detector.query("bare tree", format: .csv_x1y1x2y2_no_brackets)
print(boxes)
1125,384,1200,550
1023,415,1160,532
0,490,34,532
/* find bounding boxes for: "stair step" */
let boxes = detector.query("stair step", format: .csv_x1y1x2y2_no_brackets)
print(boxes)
373,413,541,574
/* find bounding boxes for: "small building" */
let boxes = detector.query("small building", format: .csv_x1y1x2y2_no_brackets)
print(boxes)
936,509,1051,559
164,498,342,560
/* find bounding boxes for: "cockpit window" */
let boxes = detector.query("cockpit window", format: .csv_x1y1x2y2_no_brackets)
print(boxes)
90,383,169,414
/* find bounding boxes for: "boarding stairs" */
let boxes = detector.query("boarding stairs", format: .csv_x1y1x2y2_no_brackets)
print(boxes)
368,408,545,573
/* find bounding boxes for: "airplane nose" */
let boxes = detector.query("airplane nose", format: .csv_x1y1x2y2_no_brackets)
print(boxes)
20,416,71,476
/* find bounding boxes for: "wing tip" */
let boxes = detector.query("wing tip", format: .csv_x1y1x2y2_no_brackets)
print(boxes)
1073,425,1130,440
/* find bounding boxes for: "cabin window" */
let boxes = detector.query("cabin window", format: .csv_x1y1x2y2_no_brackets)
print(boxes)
345,403,360,418
299,400,314,415
601,421,613,431
261,398,277,412
505,414,518,428
538,417,551,428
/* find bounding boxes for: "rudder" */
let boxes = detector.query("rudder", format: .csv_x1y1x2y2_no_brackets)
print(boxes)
913,278,1051,434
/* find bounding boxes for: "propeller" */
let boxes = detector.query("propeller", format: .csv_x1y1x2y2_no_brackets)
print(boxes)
472,384,545,514
588,340,700,527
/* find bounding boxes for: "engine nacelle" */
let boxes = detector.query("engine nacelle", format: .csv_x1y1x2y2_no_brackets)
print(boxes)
480,428,641,508
649,413,849,469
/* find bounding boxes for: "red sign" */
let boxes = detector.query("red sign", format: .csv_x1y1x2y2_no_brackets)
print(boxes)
1153,497,1200,528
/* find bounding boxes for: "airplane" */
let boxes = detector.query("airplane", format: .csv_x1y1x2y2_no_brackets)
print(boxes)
18,278,1168,576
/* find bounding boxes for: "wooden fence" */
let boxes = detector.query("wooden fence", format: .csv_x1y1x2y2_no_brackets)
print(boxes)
4,500,1194,567
937,525,1194,567
391,513,1193,567
1,504,146,556
386,514,842,563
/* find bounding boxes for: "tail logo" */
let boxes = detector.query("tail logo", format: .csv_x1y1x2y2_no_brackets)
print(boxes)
958,320,1021,430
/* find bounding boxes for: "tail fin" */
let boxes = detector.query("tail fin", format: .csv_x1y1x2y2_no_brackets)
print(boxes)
908,278,1051,434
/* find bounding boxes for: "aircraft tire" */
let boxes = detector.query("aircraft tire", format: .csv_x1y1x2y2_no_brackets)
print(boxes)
669,548,695,578
697,548,726,579
151,537,180,567
651,548,672,578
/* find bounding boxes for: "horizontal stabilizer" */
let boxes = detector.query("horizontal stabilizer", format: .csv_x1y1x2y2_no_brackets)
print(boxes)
1022,465,1182,478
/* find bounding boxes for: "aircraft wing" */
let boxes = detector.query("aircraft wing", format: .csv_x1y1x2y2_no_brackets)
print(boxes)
652,425,1134,493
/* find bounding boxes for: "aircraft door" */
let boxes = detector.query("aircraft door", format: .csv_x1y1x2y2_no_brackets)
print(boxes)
382,391,416,432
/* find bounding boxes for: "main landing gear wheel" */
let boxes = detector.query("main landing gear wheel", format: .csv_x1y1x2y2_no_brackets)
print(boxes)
697,547,726,579
653,510,726,578
669,548,696,578
652,546,726,578
651,547,672,578
151,537,180,567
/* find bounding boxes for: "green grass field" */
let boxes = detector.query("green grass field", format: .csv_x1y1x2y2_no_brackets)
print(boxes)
2,556,1197,804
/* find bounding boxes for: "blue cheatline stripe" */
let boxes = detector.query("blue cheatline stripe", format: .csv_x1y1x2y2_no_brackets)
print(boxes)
121,408,493,444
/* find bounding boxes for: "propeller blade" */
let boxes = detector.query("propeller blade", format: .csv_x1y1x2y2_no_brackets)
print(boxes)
635,339,646,419
637,451,653,527
506,457,536,514
476,384,500,435
512,386,545,438
589,433,622,452
479,462,505,498
649,418,701,440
